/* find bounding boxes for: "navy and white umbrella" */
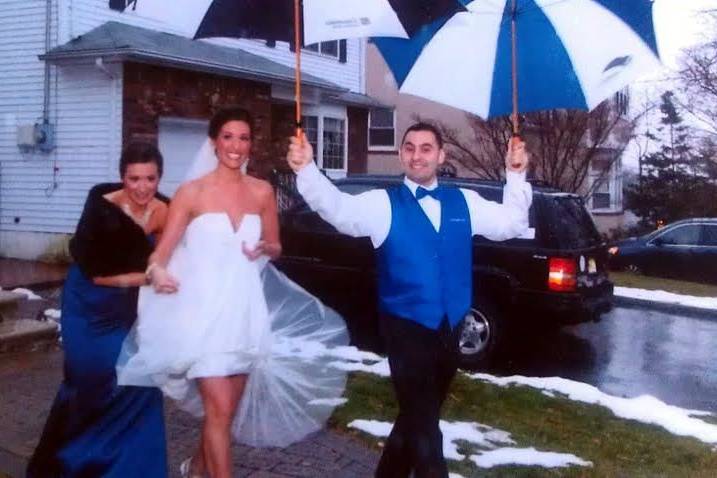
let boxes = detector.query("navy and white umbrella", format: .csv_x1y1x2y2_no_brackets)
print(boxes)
375,0,662,132
110,0,465,45
111,0,465,134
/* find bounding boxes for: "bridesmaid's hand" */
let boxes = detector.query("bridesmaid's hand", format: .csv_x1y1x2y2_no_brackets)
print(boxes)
149,265,179,294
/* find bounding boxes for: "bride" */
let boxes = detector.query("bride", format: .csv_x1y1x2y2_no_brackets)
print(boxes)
116,107,349,478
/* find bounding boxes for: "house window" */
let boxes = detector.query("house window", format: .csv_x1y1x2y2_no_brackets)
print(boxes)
302,116,319,163
592,181,611,210
304,41,339,58
368,108,396,150
590,156,621,212
301,113,347,174
322,118,346,170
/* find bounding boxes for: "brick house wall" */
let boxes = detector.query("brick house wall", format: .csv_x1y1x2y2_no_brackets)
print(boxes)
122,62,275,176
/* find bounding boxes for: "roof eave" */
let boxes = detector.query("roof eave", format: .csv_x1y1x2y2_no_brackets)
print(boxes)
40,48,346,93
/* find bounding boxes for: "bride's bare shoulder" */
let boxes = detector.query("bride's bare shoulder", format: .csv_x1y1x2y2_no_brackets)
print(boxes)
172,178,205,205
245,175,274,198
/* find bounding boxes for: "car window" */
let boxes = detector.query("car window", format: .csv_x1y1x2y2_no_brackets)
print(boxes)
337,183,385,194
473,186,502,203
655,225,701,245
543,196,601,249
700,225,717,246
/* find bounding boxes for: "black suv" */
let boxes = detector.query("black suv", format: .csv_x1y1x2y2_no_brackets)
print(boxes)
274,175,613,369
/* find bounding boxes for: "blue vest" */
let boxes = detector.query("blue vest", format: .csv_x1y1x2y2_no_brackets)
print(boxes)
377,184,473,329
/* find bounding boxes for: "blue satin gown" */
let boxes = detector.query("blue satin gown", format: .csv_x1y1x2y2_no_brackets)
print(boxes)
26,264,168,477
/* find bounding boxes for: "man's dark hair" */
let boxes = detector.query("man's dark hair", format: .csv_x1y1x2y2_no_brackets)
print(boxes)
401,122,443,149
119,142,163,178
208,107,254,140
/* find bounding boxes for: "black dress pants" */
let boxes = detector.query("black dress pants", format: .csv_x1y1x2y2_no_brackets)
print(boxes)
375,314,462,478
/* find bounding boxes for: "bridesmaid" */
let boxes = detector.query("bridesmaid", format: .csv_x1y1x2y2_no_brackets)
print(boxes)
27,143,169,478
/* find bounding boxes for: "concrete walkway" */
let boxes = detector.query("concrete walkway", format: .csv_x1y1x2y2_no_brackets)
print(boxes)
0,261,379,477
0,348,378,478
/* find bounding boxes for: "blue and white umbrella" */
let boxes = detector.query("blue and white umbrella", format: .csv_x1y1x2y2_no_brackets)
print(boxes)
375,0,662,132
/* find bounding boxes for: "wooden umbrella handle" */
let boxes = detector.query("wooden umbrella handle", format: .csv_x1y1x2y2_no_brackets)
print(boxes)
511,0,519,136
294,0,303,139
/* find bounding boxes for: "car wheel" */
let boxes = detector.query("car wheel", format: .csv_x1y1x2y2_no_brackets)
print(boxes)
458,297,503,371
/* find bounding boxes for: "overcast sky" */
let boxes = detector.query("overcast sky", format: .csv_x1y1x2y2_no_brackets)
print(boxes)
622,0,717,171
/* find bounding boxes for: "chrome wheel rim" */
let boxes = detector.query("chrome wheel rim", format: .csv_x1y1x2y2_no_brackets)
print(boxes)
459,308,491,356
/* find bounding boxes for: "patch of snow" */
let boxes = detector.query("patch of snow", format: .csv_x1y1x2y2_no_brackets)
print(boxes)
348,419,393,438
542,390,556,398
11,288,42,300
448,474,465,478
307,398,348,407
349,419,588,469
470,373,717,444
325,345,383,362
328,359,391,377
439,421,514,460
472,447,592,468
43,309,61,321
615,286,717,311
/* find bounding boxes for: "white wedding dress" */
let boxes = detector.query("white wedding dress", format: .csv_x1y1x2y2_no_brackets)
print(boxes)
116,212,350,447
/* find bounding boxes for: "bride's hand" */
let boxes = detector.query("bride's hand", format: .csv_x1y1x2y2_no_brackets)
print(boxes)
242,240,266,261
149,265,179,294
242,240,281,261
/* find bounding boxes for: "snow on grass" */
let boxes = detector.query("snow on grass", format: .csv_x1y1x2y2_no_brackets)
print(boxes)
348,419,591,469
470,373,717,444
329,349,717,446
615,286,717,310
307,398,348,407
10,288,42,300
327,358,391,377
472,447,592,468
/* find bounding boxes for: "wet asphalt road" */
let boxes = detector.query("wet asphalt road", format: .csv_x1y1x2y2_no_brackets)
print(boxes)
490,305,717,413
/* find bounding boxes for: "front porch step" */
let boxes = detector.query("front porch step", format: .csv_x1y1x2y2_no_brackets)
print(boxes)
0,289,61,353
0,291,26,322
0,319,59,354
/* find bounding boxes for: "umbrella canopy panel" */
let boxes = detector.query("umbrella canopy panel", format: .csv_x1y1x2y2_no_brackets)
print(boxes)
375,0,661,119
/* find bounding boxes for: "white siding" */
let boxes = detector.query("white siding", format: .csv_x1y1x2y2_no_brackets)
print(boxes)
1,0,122,237
1,0,364,256
67,0,364,92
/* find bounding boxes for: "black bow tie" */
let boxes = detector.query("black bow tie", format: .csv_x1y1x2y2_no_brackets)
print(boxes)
416,186,440,201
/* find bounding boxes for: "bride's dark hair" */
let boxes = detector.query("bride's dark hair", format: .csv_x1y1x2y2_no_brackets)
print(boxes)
208,107,254,140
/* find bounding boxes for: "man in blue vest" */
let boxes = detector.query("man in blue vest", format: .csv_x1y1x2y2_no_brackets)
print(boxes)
287,122,531,478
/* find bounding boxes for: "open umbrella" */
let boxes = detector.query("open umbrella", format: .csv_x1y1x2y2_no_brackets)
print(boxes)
374,0,662,135
110,0,465,134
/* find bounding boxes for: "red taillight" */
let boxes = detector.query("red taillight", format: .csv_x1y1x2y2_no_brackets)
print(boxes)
548,257,577,292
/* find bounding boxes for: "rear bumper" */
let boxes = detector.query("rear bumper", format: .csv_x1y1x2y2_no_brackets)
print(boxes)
514,281,614,324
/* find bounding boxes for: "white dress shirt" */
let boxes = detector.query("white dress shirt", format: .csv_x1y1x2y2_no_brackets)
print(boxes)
296,162,533,249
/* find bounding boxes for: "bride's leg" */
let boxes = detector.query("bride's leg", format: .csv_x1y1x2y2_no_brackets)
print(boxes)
197,375,248,478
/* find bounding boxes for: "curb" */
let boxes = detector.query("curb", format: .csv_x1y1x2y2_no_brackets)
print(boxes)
614,295,717,320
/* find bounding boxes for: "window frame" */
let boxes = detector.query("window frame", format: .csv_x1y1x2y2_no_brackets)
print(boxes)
368,107,397,151
303,40,340,59
301,105,348,178
589,156,622,213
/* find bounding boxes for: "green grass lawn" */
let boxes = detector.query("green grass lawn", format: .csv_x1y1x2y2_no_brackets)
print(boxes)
332,372,717,477
610,271,717,298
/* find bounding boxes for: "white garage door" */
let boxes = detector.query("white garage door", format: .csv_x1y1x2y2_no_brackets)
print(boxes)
157,117,208,197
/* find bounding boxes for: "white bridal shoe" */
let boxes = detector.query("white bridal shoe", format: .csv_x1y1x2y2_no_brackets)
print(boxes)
179,457,205,478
